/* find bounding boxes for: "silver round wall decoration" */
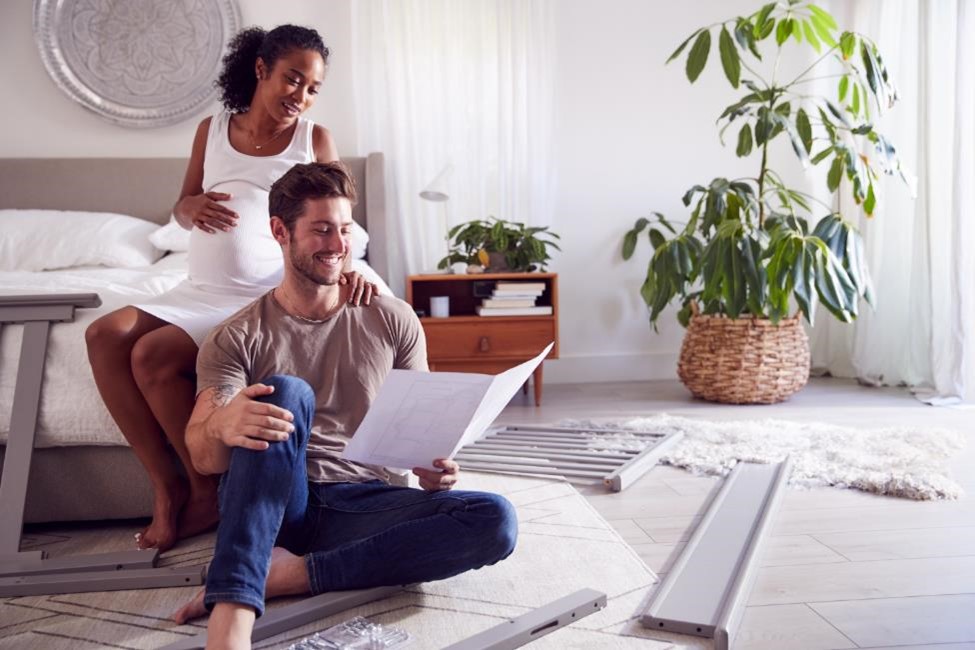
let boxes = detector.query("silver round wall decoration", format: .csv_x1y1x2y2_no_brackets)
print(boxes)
34,0,241,128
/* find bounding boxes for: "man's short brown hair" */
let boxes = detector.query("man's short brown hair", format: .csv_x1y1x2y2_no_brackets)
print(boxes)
269,162,358,233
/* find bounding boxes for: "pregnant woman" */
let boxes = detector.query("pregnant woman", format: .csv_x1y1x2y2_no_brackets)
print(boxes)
86,25,373,552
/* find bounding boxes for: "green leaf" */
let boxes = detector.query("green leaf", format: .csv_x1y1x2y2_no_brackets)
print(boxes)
736,123,753,157
754,2,777,35
826,100,852,127
775,18,793,46
622,231,638,259
758,16,776,40
811,146,834,164
839,75,849,102
852,83,860,116
649,228,667,250
808,4,838,30
655,212,677,233
808,14,837,48
667,28,702,64
864,182,876,215
755,107,771,145
793,243,816,324
801,19,821,53
771,112,810,166
839,31,856,59
860,42,878,94
686,30,711,83
827,157,843,192
796,108,813,153
682,185,706,207
719,26,741,88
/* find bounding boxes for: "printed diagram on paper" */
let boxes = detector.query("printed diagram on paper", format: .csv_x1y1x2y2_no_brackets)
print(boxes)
367,375,487,466
342,343,553,471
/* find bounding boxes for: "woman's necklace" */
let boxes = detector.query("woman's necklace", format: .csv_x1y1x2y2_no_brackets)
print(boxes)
251,124,290,150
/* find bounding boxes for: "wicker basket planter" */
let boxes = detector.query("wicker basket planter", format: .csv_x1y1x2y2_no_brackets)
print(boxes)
677,314,810,404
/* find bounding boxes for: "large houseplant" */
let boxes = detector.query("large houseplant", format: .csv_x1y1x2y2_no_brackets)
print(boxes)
439,217,561,272
622,1,909,403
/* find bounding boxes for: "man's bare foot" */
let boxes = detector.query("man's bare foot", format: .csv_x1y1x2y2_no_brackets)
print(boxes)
136,480,189,552
177,481,220,541
170,547,310,624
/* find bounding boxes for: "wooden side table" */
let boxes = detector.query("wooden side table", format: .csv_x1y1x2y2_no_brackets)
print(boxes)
406,273,559,405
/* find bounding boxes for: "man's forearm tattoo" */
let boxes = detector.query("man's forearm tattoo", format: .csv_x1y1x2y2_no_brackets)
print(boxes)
209,384,237,409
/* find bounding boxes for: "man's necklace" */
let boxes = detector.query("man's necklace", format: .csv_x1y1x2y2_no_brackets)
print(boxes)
274,288,328,323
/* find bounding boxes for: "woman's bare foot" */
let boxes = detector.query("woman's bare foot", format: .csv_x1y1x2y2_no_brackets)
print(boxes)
170,547,310,624
171,586,207,625
136,479,189,552
177,481,220,541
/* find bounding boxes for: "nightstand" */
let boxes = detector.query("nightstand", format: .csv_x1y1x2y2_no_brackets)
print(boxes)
406,273,559,405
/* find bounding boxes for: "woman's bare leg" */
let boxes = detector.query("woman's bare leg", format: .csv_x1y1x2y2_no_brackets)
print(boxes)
131,324,219,542
86,307,187,551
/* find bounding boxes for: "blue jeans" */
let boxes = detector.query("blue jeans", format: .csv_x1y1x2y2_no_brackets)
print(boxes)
204,375,519,616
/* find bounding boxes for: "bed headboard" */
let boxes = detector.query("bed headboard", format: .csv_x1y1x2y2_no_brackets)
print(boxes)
0,154,390,280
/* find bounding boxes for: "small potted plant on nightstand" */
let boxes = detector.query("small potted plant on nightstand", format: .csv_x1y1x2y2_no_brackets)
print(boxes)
439,217,561,273
622,1,911,404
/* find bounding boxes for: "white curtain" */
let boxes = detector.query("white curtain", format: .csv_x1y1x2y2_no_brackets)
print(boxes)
351,0,556,296
810,0,975,404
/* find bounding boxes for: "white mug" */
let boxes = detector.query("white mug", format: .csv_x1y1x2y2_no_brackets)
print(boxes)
430,296,450,318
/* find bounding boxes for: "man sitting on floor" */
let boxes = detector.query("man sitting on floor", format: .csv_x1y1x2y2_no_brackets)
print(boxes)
171,162,518,648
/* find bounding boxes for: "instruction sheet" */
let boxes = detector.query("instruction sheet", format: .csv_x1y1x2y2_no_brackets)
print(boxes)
341,343,554,470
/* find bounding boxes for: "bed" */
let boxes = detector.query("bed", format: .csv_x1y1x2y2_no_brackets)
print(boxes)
0,154,389,523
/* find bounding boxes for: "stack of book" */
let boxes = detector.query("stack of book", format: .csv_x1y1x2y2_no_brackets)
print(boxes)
475,281,553,316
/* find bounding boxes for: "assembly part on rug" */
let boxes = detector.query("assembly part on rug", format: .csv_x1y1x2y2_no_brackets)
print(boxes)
562,415,965,500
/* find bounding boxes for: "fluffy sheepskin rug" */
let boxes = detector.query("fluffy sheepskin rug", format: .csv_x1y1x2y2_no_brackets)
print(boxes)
560,415,965,500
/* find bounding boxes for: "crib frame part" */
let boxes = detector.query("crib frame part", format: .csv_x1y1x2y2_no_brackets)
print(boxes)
455,425,684,491
0,293,205,595
443,588,606,649
639,459,792,649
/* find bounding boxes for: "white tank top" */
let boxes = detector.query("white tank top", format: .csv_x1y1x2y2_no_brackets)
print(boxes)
187,111,315,295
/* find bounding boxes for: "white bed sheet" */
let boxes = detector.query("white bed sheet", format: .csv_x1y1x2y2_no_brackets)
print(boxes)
0,255,393,448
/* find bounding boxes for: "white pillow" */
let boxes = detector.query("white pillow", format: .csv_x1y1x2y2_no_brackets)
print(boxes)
148,215,370,259
149,216,190,252
350,221,369,260
0,209,163,271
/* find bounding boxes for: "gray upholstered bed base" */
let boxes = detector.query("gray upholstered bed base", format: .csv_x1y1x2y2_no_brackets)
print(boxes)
0,154,387,524
1,446,156,523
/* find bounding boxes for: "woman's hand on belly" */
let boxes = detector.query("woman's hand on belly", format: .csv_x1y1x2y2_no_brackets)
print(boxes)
178,191,240,234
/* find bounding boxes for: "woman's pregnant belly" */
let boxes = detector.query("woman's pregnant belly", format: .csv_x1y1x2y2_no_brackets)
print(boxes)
187,181,284,293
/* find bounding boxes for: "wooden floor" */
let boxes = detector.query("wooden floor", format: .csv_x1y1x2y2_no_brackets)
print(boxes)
496,377,975,650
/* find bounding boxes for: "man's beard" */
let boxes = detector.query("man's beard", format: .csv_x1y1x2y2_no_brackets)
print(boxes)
290,247,343,286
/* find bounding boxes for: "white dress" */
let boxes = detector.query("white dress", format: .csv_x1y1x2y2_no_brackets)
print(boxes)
135,111,316,345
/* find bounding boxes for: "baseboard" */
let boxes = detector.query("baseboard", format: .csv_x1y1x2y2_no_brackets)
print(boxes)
545,351,679,384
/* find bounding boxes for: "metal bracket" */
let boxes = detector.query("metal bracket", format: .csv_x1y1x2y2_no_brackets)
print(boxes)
0,293,205,596
443,588,606,649
640,459,792,649
455,425,683,491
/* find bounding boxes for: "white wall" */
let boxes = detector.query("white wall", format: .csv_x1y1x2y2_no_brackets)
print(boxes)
0,0,818,385
545,0,813,383
0,1,359,157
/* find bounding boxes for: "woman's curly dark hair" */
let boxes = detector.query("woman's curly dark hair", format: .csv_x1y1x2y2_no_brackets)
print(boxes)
216,25,330,113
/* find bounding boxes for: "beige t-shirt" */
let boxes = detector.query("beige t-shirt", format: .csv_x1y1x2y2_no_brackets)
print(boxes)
196,291,428,483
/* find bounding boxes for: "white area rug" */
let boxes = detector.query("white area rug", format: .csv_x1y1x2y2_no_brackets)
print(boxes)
0,473,674,649
562,415,966,500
